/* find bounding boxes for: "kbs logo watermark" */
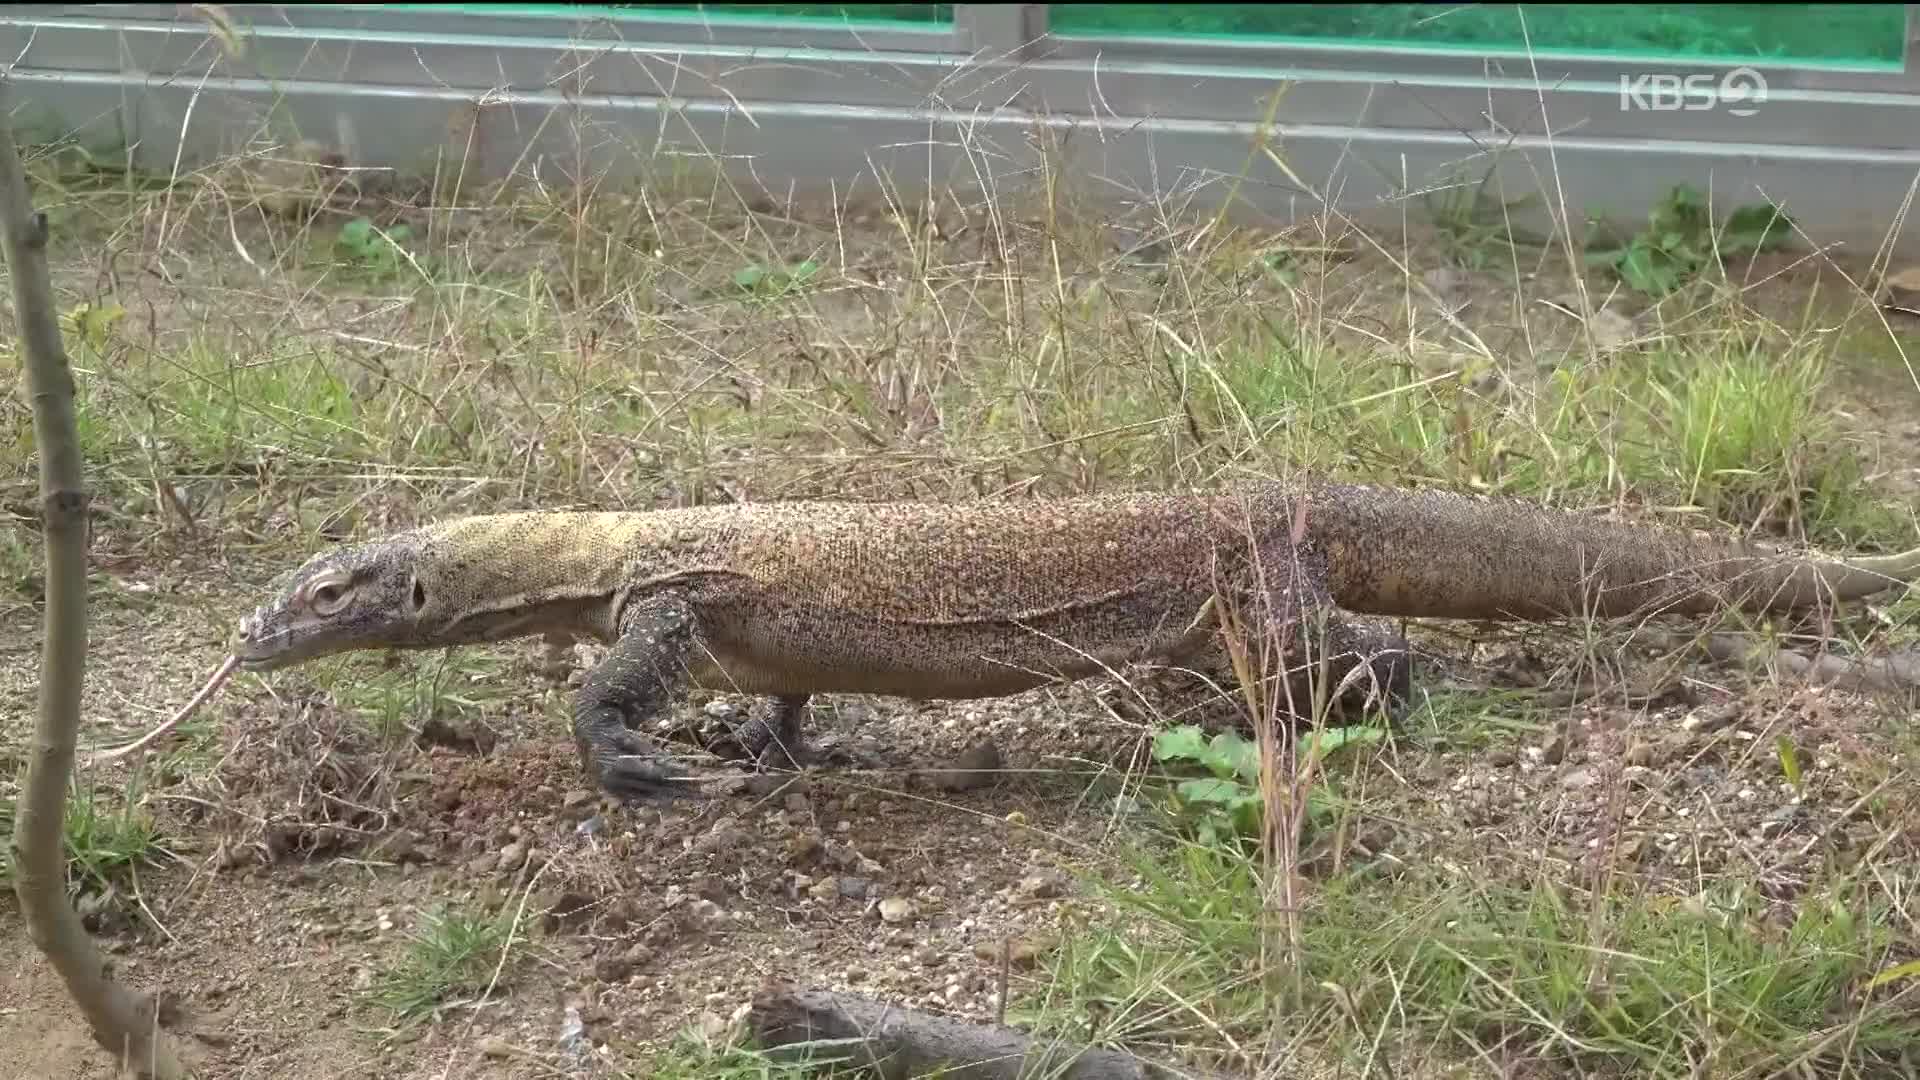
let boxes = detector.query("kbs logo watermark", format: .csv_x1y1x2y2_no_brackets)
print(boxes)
1618,66,1767,117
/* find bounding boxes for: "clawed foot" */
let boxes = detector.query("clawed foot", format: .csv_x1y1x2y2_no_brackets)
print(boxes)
702,725,760,763
757,737,883,775
589,730,710,803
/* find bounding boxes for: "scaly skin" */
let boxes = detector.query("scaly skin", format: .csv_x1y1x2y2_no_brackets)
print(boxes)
232,481,1920,800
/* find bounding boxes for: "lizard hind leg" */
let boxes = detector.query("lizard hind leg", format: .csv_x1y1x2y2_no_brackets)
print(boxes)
1242,544,1413,724
571,592,712,802
723,694,879,776
705,693,811,770
1314,613,1412,721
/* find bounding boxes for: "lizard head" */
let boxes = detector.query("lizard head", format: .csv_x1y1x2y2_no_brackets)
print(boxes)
233,537,434,671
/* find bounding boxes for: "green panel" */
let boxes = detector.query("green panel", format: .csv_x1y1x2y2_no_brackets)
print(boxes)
1045,5,1905,68
379,4,952,27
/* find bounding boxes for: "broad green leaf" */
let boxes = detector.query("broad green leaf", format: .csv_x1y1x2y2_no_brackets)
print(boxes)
1305,725,1387,759
1152,726,1208,764
1176,778,1245,806
339,216,374,250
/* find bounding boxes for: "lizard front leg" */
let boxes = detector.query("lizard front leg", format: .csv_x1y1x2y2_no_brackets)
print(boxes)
572,592,709,802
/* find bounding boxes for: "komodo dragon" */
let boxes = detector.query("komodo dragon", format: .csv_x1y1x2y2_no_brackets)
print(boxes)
232,481,1920,801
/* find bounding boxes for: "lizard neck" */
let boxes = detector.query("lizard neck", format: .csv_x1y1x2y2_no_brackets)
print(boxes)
412,512,639,644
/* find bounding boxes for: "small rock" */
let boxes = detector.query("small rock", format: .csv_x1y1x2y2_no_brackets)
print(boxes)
1486,748,1517,768
477,1037,516,1059
1016,870,1069,901
559,790,597,819
787,831,823,863
1538,732,1568,766
369,829,424,865
704,700,738,720
541,891,596,935
784,792,812,815
694,1010,729,1042
1624,740,1655,767
1681,702,1740,735
688,899,726,926
973,935,1057,969
838,877,871,900
1421,266,1471,310
1760,804,1805,835
1584,307,1638,353
1560,767,1597,791
576,814,606,837
809,876,841,901
496,841,527,873
556,1005,588,1055
694,817,748,856
878,897,915,924
924,740,1004,792
595,942,652,982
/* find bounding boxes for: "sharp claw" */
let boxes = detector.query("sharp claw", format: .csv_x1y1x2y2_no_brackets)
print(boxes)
585,730,713,802
598,755,708,803
703,732,757,762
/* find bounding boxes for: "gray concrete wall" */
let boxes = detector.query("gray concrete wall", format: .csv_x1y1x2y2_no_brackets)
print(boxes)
3,4,1918,253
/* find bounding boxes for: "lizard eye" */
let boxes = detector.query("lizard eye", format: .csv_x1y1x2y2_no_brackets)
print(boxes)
306,579,351,616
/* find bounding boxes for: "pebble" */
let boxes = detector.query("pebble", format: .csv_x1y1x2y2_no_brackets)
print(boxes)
925,741,1004,792
1681,703,1739,734
495,842,527,873
687,899,726,928
1539,733,1568,765
878,897,916,924
1560,768,1597,791
1016,870,1068,900
972,935,1056,969
595,942,651,982
369,829,424,864
694,1010,729,1041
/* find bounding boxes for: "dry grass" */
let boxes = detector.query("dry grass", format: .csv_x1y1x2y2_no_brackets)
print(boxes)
4,55,1920,1080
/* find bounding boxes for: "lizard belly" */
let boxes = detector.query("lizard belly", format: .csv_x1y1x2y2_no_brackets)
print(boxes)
689,594,1216,700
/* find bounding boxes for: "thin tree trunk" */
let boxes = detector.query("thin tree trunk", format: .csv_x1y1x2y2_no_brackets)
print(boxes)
0,76,193,1079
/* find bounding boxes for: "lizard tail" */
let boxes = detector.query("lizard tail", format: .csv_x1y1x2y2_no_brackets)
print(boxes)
1308,483,1920,621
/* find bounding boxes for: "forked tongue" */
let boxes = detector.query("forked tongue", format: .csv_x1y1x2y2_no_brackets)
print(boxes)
90,654,241,763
